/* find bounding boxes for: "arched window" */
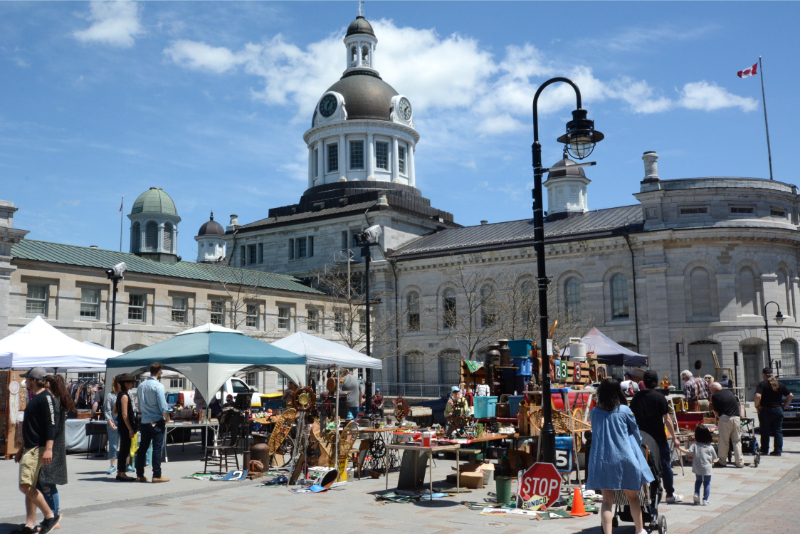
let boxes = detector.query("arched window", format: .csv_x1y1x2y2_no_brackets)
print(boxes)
738,267,758,315
443,288,457,329
131,222,140,252
361,45,370,67
350,46,357,67
520,279,534,327
407,291,420,331
781,339,798,377
438,350,462,384
565,278,581,320
145,222,158,251
778,269,791,316
480,284,496,327
611,274,629,319
163,222,173,253
403,350,424,383
690,267,712,316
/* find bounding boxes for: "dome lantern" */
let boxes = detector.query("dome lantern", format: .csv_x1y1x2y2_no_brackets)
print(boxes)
195,211,227,263
128,187,181,264
542,153,591,221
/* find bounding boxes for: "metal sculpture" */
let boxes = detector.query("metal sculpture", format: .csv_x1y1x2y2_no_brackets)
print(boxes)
393,396,409,423
292,386,316,412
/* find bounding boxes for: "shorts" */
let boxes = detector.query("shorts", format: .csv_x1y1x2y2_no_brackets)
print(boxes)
19,447,44,487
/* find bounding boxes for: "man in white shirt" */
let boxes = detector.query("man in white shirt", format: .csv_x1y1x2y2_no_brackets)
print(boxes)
620,371,640,396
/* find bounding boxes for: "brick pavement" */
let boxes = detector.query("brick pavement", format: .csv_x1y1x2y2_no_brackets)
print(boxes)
1,434,798,533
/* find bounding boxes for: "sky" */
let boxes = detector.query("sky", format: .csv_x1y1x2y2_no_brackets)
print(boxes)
3,1,799,261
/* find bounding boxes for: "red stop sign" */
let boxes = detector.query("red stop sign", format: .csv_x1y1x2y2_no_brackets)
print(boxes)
517,462,561,510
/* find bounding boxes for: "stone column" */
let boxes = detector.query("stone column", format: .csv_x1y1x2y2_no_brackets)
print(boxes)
338,134,347,181
316,140,324,185
643,264,674,380
391,137,399,182
307,146,313,189
158,223,165,253
408,144,416,187
357,41,362,67
366,132,375,181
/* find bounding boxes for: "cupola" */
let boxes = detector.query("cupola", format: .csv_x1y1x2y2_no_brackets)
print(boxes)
128,187,181,264
194,211,227,263
543,154,591,221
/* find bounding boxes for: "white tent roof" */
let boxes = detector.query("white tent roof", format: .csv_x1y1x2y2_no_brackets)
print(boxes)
175,323,242,336
271,332,382,369
0,316,120,369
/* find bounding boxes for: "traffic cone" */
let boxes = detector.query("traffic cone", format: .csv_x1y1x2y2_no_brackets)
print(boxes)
570,486,591,517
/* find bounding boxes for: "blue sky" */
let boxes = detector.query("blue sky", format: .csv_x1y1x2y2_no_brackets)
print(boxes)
3,1,798,260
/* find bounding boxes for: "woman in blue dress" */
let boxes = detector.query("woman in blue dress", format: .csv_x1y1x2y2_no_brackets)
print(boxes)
587,379,654,534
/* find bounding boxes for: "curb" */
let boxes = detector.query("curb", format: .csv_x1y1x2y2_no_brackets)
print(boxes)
691,461,800,534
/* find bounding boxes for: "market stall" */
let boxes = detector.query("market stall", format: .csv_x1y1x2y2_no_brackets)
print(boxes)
559,327,649,367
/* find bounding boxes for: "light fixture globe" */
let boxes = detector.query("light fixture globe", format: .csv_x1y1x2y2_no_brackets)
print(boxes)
775,310,785,325
557,108,604,160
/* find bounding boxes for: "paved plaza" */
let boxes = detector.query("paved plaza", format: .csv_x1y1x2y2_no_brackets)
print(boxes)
1,431,798,534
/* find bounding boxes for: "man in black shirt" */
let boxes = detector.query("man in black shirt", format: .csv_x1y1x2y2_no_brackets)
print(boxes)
631,370,683,503
710,382,743,467
13,367,60,534
754,367,793,456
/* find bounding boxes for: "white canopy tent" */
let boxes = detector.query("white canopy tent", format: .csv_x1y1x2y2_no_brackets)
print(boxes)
271,332,382,369
0,316,120,369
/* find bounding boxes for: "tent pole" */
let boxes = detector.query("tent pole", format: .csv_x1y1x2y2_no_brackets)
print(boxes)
334,364,340,472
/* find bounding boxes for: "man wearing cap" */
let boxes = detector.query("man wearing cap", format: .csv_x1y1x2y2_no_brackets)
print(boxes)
754,367,793,456
444,386,470,434
371,388,384,417
710,381,744,467
631,370,683,503
135,362,170,483
13,368,60,534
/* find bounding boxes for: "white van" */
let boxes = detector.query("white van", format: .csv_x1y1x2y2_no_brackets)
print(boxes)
178,377,260,407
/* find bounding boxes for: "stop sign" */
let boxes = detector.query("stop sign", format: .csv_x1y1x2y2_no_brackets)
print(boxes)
517,462,561,511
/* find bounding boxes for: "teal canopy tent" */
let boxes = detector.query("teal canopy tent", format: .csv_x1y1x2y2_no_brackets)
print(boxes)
104,324,306,403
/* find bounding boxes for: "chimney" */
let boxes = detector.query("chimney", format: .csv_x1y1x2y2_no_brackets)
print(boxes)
642,151,660,182
480,220,488,225
227,214,239,233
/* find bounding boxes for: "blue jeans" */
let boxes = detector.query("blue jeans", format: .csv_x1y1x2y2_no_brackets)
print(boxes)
136,420,165,478
107,419,119,460
36,482,59,515
347,407,359,419
694,475,711,501
657,442,675,496
759,407,784,453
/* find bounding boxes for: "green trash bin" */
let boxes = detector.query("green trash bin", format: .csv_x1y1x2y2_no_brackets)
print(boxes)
496,475,514,504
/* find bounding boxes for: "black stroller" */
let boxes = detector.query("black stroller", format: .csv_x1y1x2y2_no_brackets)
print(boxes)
609,431,667,534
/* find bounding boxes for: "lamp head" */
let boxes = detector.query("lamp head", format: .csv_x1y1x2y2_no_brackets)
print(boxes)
557,108,604,160
775,310,785,325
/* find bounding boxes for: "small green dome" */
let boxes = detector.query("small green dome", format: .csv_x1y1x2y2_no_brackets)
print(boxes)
131,187,178,216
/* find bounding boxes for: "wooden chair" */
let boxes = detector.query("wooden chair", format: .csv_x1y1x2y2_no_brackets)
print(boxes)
203,412,243,474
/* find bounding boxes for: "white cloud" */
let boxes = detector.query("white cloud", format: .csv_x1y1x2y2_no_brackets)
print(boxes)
164,18,756,135
677,81,758,112
73,1,144,48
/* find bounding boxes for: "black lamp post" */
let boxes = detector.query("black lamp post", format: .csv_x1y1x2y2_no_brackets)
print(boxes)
355,225,382,416
105,262,126,350
763,300,784,372
531,78,603,465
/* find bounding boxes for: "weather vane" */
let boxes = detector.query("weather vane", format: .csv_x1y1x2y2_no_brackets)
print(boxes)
358,0,364,17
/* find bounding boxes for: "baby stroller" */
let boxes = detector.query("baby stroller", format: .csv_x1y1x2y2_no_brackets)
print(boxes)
609,431,667,534
739,417,761,467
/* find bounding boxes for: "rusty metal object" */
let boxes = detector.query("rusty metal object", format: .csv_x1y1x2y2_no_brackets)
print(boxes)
268,408,297,464
498,339,511,367
292,386,316,412
249,442,270,470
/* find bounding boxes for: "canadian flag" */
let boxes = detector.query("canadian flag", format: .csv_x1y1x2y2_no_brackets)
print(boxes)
738,62,758,78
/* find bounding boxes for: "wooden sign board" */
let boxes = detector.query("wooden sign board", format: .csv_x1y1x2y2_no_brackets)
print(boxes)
552,360,590,384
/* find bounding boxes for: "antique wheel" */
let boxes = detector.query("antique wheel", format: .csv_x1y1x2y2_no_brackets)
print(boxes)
274,435,295,466
369,437,387,460
292,387,316,412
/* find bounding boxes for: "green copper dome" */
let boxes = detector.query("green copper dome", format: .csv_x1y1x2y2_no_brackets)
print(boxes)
131,187,178,216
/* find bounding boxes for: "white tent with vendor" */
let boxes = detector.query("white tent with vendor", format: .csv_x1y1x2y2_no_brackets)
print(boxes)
0,316,119,369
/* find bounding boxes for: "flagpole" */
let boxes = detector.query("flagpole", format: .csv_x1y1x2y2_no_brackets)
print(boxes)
120,196,123,252
759,56,774,181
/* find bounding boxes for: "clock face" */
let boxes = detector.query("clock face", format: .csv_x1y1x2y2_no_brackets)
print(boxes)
399,97,412,121
319,94,337,118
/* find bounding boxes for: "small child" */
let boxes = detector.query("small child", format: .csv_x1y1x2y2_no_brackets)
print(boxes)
677,425,718,505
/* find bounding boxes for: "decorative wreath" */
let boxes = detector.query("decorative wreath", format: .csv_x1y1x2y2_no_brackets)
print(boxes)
292,386,316,412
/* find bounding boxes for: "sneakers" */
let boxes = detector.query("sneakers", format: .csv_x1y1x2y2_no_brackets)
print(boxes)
151,476,170,483
39,514,61,534
126,465,135,473
703,500,710,506
115,476,136,482
106,466,117,475
10,526,37,534
665,494,683,503
693,494,700,505
136,477,148,482
769,451,782,457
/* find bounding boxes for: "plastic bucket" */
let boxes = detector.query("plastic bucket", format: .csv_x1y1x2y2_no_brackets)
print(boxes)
337,457,348,482
496,475,513,504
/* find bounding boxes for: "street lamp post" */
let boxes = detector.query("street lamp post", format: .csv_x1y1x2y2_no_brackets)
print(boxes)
105,262,127,351
531,78,603,465
355,225,382,416
763,300,784,372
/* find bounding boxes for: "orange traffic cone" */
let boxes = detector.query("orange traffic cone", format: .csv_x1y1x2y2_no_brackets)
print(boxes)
570,486,591,517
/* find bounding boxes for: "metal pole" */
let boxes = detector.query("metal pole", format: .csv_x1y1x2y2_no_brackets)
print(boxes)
120,197,123,252
531,76,582,466
675,342,682,383
764,307,772,370
110,277,118,350
364,245,372,416
759,57,774,181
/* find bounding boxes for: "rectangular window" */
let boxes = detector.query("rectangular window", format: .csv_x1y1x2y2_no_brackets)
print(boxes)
376,142,388,170
359,311,367,334
288,238,294,260
171,297,187,323
248,244,257,264
80,288,100,319
327,143,338,173
210,301,225,325
771,209,787,218
257,243,264,263
26,284,48,317
680,207,707,215
731,207,754,214
128,294,145,322
278,307,290,330
349,140,364,169
307,309,319,332
308,236,314,257
169,377,185,389
313,148,319,176
334,310,344,333
398,145,406,174
297,237,307,258
245,372,258,388
646,208,658,220
246,303,259,328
